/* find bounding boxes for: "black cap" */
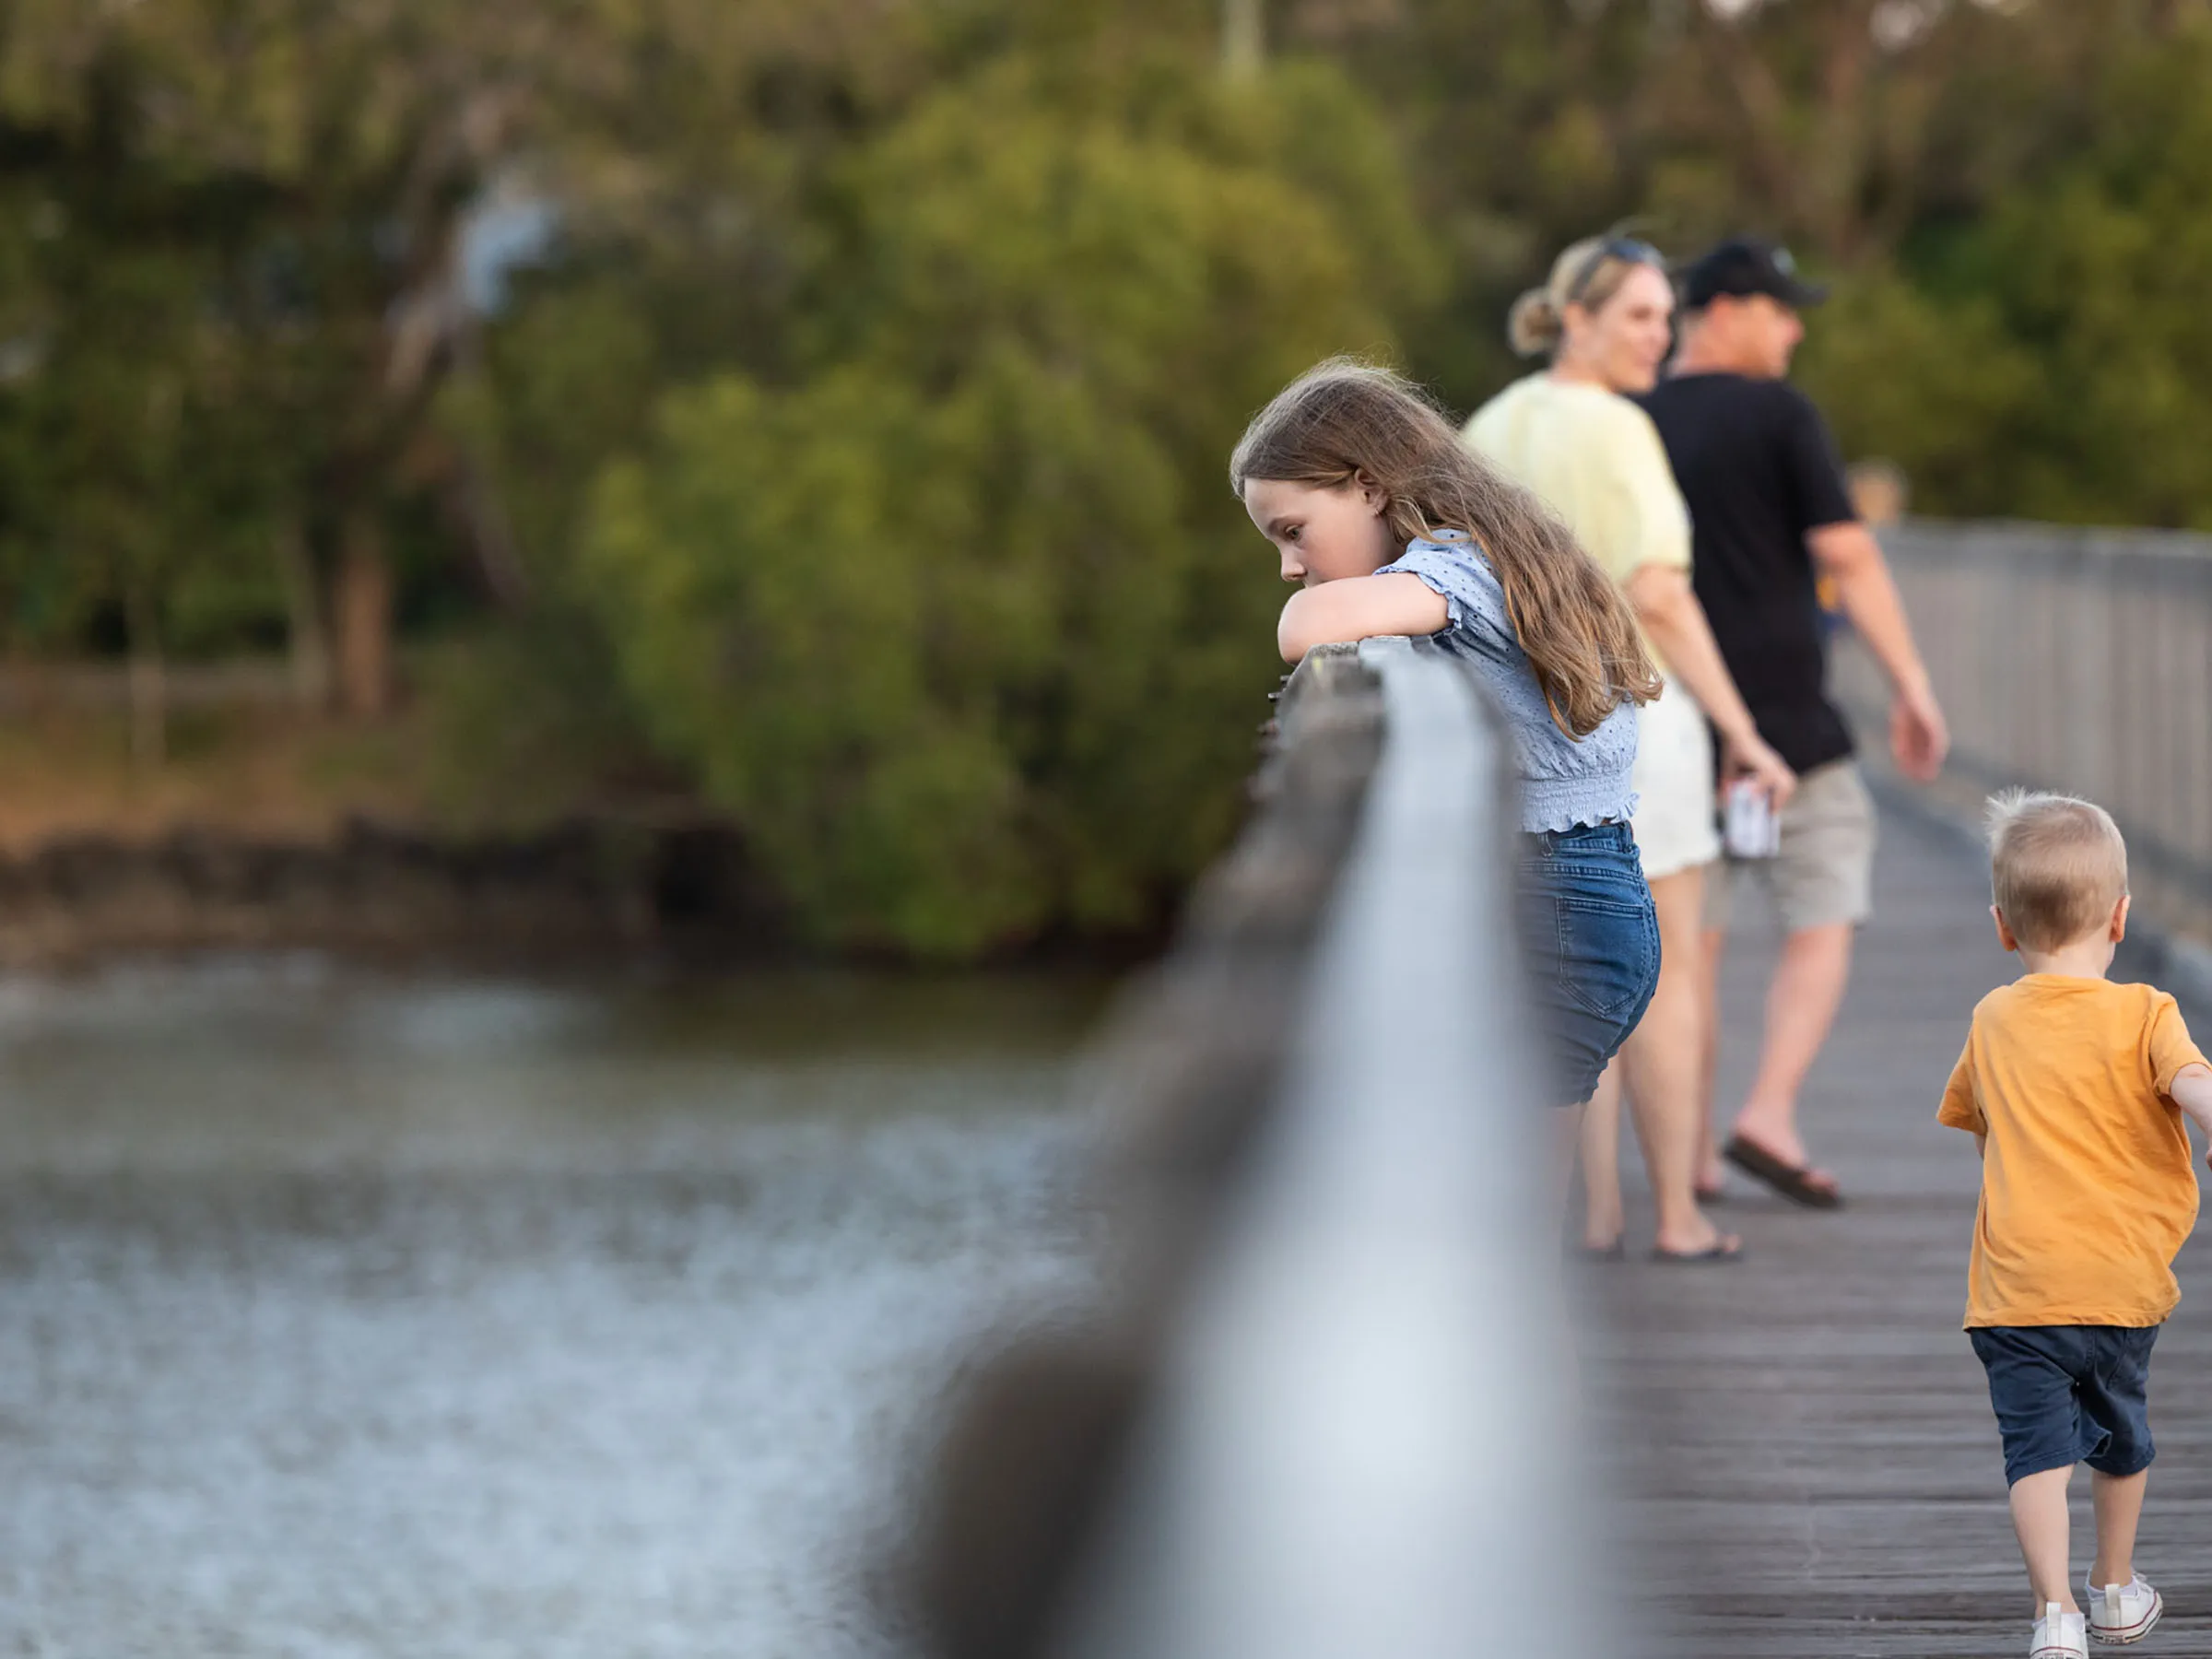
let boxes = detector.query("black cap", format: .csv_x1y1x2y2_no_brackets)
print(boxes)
1678,237,1829,310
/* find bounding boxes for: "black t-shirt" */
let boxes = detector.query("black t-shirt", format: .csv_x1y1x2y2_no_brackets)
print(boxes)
1635,372,1859,773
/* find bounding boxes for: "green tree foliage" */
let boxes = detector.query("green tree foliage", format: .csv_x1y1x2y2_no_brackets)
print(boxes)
580,54,1430,955
1787,272,2039,514
0,104,282,757
1301,0,2212,528
7,0,2212,953
1302,0,2191,416
1802,11,2212,527
0,0,927,712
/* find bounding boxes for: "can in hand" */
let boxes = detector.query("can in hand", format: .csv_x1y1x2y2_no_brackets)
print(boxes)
1723,777,1782,859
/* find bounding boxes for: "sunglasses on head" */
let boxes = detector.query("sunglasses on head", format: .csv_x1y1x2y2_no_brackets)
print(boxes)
1565,237,1665,304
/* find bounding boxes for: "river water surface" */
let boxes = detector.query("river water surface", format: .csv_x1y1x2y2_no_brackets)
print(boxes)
0,958,1111,1658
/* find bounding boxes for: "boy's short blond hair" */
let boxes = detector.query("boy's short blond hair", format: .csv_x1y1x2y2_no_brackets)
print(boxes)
1984,789,2129,950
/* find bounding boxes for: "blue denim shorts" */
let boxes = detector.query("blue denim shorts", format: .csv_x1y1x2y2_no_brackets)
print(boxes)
1971,1324,2159,1486
1513,821,1661,1107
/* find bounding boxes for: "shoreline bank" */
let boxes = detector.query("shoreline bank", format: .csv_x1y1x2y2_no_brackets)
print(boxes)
0,815,1171,974
0,815,786,971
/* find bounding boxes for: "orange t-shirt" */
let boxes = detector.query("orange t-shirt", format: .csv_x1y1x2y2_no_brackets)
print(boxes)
1939,976,2207,1329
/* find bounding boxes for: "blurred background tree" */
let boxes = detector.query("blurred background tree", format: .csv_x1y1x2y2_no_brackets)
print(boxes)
0,0,2205,953
578,50,1426,953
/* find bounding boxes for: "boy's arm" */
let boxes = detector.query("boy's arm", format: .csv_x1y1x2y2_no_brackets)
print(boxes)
1277,574,1448,665
2168,1063,2212,1168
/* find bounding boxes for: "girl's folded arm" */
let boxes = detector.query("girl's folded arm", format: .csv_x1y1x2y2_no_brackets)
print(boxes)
1277,573,1450,665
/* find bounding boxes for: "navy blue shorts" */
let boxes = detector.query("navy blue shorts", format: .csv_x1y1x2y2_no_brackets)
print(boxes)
1514,821,1660,1107
1970,1324,2159,1486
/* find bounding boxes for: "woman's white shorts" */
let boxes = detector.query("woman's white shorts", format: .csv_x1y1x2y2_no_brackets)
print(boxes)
1630,677,1721,881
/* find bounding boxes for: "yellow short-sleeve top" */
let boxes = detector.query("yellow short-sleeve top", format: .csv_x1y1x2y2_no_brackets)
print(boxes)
1464,373,1691,668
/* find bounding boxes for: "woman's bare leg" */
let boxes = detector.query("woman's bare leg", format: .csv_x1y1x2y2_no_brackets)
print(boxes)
1619,865,1735,1254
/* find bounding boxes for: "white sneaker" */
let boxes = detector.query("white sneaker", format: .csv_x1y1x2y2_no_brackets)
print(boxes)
2033,1601,2089,1659
2087,1576,2163,1645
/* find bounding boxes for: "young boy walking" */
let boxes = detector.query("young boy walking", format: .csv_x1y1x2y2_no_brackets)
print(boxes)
1941,791,2212,1658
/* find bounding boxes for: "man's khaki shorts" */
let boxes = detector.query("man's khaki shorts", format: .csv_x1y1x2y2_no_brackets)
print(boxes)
1704,759,1876,935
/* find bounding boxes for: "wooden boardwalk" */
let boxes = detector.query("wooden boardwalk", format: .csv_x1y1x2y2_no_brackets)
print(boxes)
1592,796,2212,1657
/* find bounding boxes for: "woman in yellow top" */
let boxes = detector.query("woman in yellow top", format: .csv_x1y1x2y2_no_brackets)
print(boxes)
1467,236,1794,1262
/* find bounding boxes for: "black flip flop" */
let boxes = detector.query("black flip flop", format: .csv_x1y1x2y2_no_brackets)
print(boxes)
1723,1134,1844,1210
1575,1238,1627,1263
1652,1237,1744,1265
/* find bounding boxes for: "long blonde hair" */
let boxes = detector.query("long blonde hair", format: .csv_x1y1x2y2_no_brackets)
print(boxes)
1230,359,1659,737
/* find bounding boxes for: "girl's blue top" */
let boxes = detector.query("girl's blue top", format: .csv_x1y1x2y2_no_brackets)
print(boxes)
1376,528,1639,834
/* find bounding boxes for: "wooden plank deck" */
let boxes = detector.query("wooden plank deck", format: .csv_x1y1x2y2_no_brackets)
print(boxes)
1590,797,2212,1657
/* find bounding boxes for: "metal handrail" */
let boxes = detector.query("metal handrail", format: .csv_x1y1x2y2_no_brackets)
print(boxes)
912,636,1618,1657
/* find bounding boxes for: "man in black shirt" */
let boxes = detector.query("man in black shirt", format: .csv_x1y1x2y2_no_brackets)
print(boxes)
1638,238,1947,1209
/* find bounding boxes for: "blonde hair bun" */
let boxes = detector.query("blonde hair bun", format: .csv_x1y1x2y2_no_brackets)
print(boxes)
1510,235,1659,359
1507,288,1563,357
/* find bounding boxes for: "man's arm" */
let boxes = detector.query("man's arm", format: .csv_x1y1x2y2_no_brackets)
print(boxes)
2167,1062,2212,1170
1624,564,1794,806
1277,573,1448,665
1806,520,1949,782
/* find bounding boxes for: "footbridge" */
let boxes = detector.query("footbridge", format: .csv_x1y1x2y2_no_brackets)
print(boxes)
913,521,2212,1658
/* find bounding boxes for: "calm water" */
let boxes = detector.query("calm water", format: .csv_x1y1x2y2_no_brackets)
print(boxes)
0,957,1112,1658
